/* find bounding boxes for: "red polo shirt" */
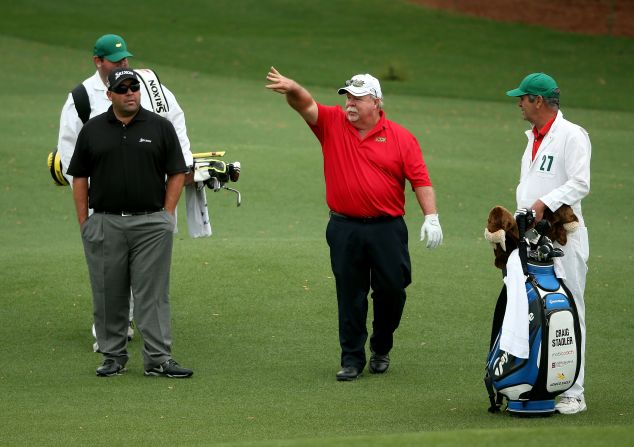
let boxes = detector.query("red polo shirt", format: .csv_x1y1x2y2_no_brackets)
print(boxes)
531,114,556,160
308,104,431,218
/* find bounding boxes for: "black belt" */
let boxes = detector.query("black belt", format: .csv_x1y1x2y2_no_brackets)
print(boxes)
94,208,164,216
329,211,398,223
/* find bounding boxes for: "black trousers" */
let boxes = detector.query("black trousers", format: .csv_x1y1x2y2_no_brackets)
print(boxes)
326,214,412,369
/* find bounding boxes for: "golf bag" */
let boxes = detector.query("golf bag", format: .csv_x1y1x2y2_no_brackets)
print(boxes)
484,209,581,415
191,153,242,206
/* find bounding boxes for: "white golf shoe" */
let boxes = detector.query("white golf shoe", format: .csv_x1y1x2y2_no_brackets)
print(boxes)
555,395,587,414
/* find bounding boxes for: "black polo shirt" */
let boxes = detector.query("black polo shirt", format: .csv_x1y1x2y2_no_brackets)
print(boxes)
68,106,187,212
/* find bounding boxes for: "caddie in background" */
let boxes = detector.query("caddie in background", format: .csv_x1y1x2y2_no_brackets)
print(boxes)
68,68,192,378
506,72,591,414
55,34,194,351
266,67,443,381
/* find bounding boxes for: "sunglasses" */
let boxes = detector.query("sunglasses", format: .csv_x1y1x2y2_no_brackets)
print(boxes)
110,82,141,94
345,79,365,88
345,78,379,98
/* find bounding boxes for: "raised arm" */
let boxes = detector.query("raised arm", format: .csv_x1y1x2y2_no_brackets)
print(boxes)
265,66,318,125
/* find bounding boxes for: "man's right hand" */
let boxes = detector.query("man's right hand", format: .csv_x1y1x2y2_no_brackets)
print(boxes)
265,66,295,94
265,66,318,125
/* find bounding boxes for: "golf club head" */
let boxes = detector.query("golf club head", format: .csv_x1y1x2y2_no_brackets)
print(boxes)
222,186,241,207
228,162,240,182
525,228,540,245
535,219,551,235
205,177,221,191
549,248,565,258
538,243,554,258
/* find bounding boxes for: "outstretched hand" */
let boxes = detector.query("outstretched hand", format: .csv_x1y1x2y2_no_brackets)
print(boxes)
265,66,318,125
265,66,295,94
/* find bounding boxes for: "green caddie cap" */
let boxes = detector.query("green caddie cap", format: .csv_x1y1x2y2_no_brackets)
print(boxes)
93,34,133,62
506,73,559,98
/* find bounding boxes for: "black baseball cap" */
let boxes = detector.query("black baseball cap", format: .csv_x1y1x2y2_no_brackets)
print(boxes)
107,68,139,91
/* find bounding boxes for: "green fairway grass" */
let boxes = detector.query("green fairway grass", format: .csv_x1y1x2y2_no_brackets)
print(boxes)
1,1,633,446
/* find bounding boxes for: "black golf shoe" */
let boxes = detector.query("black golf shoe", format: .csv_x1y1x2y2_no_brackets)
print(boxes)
144,359,193,378
96,359,126,377
369,352,390,374
336,366,362,381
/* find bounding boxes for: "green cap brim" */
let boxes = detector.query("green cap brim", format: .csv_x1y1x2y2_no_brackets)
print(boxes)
506,88,525,97
104,50,133,62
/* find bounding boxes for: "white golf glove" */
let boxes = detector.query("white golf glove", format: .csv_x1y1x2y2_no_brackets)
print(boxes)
420,214,443,249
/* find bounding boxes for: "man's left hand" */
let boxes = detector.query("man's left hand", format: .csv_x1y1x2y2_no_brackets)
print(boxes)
420,214,443,249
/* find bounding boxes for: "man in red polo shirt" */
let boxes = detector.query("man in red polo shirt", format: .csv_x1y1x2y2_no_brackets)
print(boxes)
266,67,443,381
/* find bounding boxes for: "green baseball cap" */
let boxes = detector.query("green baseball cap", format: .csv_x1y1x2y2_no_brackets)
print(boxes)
93,34,133,62
506,73,559,98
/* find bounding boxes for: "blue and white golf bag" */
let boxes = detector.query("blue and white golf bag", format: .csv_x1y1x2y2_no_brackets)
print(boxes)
484,210,581,415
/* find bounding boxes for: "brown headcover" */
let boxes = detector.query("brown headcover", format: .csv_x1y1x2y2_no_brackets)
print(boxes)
484,205,579,269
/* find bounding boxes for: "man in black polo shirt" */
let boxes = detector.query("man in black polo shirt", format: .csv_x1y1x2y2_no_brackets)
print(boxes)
68,68,193,378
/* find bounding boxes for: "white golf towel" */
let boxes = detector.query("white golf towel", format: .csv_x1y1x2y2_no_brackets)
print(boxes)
500,249,530,359
185,183,212,238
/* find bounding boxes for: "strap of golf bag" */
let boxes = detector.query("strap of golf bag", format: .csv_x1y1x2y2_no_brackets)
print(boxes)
134,69,170,115
489,285,507,350
71,83,90,124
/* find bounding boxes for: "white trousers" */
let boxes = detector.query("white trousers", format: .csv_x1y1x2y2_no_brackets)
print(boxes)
554,226,589,398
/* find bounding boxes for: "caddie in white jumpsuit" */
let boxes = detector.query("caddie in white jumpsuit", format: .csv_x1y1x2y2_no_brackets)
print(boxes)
507,73,591,414
56,34,193,351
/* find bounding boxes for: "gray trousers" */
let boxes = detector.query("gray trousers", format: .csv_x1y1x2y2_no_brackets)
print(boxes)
81,210,176,369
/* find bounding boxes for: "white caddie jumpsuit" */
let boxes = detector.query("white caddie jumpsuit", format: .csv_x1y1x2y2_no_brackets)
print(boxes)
516,109,591,399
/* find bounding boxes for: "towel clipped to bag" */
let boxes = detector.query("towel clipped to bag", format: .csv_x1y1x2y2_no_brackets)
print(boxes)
500,249,529,359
